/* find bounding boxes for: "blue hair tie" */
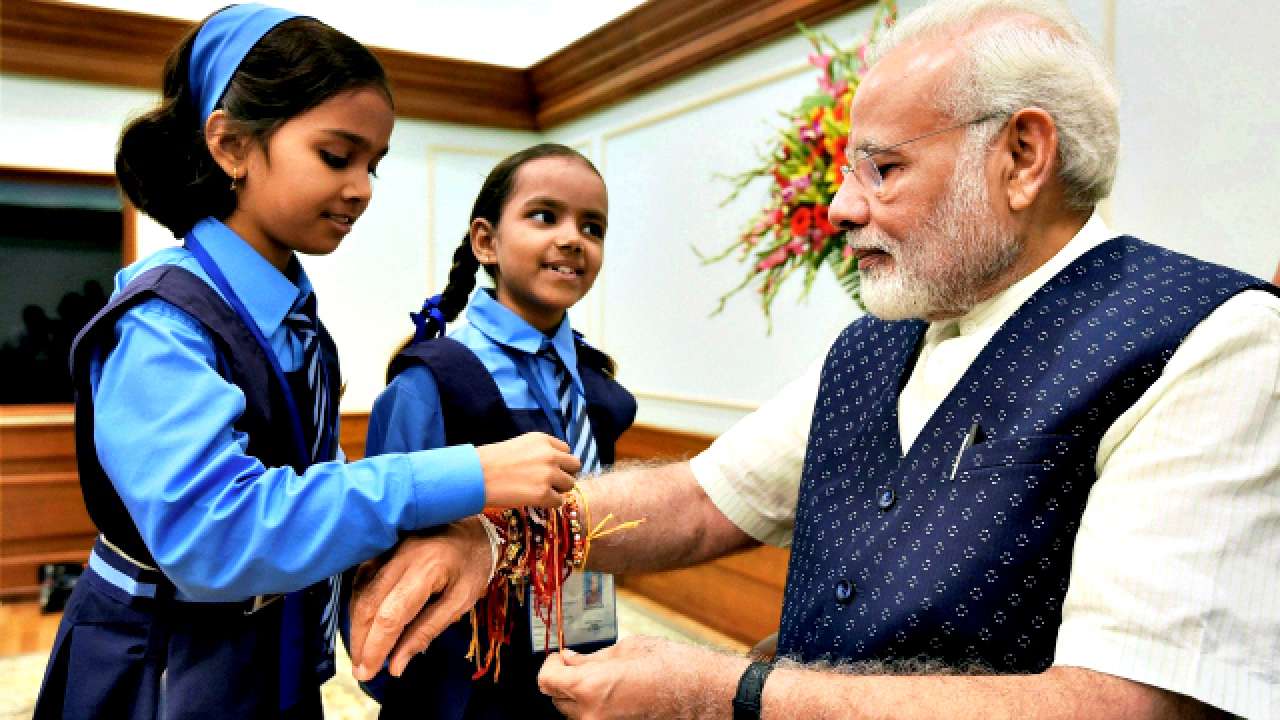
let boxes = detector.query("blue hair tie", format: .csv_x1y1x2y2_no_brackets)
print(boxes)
189,3,305,125
410,295,446,341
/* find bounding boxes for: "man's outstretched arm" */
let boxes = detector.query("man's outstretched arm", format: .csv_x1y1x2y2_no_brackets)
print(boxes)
575,459,758,573
348,459,756,680
537,637,1226,720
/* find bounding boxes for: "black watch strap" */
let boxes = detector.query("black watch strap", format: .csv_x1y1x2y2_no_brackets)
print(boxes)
733,660,774,720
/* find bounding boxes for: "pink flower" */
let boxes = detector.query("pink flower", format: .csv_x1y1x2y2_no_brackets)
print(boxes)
756,247,789,271
808,53,833,72
842,245,855,259
786,238,808,255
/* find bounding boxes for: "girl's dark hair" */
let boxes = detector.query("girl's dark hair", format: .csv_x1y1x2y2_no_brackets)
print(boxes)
436,143,600,322
116,16,391,237
396,143,616,376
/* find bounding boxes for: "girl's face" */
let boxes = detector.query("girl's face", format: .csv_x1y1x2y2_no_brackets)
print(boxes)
225,86,394,271
473,156,608,334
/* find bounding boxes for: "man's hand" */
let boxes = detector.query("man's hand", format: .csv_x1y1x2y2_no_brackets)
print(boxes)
348,516,493,680
538,636,747,719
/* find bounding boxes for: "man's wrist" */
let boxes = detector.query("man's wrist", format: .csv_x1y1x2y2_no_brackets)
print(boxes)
474,514,502,581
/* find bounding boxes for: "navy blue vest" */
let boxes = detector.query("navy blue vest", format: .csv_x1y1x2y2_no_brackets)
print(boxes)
378,336,636,720
777,237,1275,672
69,264,341,568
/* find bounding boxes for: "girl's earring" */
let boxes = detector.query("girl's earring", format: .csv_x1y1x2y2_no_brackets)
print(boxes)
230,165,239,192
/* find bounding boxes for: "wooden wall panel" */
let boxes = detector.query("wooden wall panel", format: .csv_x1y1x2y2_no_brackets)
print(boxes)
0,0,864,130
0,0,535,130
1,408,791,647
372,48,535,131
0,406,88,598
339,411,370,461
613,423,790,647
531,0,865,128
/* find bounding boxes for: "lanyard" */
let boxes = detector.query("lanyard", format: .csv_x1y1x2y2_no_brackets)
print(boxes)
183,231,310,469
504,345,568,441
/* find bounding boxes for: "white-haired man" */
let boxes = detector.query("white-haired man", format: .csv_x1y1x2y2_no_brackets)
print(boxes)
349,1,1279,717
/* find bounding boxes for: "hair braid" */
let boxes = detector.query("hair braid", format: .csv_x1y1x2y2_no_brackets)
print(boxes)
439,234,482,323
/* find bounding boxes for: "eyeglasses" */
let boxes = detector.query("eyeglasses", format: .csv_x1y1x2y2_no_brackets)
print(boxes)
841,113,1004,194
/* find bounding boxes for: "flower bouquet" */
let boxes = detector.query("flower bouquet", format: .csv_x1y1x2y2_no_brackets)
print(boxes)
703,0,897,326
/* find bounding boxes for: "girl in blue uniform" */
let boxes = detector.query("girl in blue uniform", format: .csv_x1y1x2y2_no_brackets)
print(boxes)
34,7,578,719
365,143,636,719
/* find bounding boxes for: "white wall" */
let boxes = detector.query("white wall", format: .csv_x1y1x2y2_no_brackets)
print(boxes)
4,0,1279,434
1109,0,1280,275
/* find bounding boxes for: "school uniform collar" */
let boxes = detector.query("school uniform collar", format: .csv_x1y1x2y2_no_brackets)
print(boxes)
466,288,584,391
189,217,314,337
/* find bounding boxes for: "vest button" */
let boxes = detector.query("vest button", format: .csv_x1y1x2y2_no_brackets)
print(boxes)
834,579,855,604
877,488,896,510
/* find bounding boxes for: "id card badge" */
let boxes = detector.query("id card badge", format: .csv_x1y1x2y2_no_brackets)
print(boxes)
529,572,618,652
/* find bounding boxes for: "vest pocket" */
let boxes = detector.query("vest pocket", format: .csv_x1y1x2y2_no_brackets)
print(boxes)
953,433,1088,475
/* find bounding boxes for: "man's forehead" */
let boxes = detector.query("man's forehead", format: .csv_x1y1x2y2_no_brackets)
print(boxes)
848,37,959,145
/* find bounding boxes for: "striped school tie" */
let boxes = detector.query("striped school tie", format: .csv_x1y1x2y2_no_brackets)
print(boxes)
283,293,341,661
539,345,600,475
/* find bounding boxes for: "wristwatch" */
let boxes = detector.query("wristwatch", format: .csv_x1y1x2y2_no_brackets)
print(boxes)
733,660,774,720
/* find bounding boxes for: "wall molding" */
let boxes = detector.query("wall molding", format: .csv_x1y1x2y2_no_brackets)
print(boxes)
532,0,861,128
0,0,866,130
579,57,813,416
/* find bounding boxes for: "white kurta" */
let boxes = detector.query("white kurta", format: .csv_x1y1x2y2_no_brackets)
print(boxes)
690,214,1280,718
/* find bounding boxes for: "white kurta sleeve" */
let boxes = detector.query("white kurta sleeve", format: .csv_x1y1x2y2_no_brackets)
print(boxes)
689,358,823,547
1054,289,1280,719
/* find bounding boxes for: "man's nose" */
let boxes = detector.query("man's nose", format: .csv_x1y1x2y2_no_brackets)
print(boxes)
828,176,870,230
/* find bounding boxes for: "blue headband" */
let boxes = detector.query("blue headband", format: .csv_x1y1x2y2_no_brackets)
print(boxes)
189,3,304,124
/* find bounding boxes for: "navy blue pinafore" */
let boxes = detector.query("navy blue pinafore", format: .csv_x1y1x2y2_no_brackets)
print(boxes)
34,264,342,719
375,336,636,720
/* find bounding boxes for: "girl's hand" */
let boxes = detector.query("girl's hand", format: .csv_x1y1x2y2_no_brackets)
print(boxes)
476,432,579,508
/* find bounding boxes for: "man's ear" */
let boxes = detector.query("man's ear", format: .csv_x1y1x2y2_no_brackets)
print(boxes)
204,110,249,181
470,218,498,265
999,107,1058,212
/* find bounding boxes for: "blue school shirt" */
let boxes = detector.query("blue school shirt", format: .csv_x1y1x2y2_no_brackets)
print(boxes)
366,288,585,456
89,217,484,601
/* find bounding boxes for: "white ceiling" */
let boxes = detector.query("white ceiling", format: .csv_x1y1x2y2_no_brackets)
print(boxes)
65,0,647,68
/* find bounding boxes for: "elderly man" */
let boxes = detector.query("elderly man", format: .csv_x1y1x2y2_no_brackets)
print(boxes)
349,0,1280,717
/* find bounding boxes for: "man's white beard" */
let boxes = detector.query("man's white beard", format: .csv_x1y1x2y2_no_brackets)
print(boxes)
856,137,1021,322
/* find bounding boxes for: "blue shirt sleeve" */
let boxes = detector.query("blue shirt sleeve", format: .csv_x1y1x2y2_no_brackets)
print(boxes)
91,299,485,601
366,365,448,456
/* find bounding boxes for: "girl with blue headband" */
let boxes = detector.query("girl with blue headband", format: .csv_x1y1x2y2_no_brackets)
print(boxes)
33,6,579,719
363,143,635,719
